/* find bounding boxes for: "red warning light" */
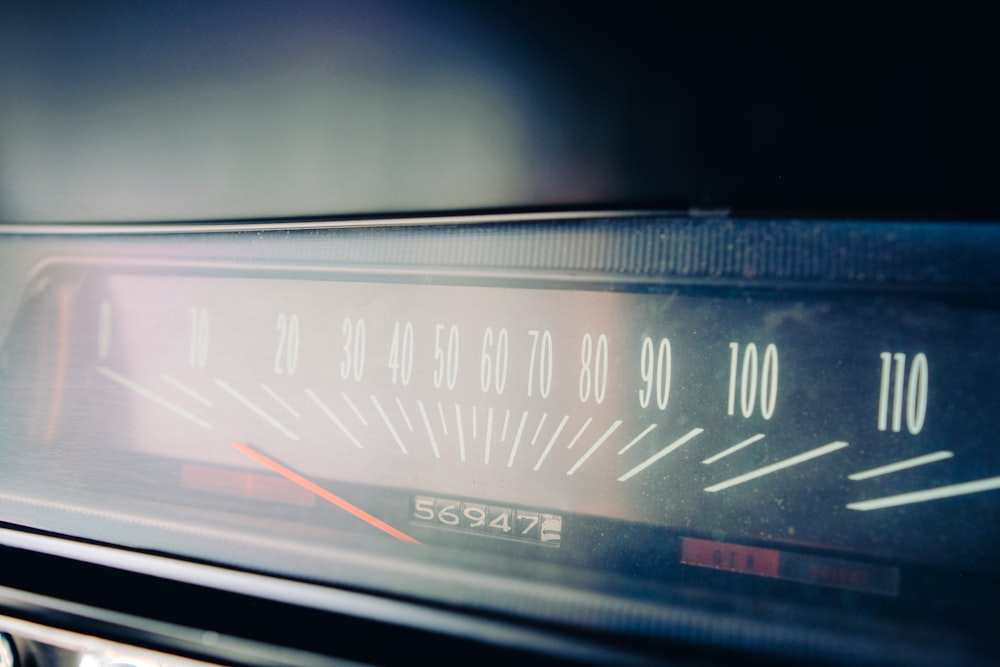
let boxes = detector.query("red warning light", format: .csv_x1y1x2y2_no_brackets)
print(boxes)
680,537,781,578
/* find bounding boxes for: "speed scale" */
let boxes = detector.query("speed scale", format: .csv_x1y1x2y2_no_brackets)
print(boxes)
1,215,998,605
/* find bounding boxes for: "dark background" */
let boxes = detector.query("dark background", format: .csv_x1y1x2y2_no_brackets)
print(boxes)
1,2,997,222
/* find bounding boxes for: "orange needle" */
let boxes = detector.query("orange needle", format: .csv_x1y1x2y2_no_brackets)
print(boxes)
233,441,420,544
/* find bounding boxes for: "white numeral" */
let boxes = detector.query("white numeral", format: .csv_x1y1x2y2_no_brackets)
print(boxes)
434,324,460,389
878,352,928,434
389,321,414,386
463,505,487,528
519,514,539,535
526,330,553,398
579,333,608,403
340,318,366,381
273,313,300,375
639,336,672,410
437,502,460,526
489,510,511,533
480,327,509,394
413,496,435,521
728,342,778,419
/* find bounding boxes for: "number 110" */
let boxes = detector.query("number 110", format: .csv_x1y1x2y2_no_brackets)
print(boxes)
878,352,928,435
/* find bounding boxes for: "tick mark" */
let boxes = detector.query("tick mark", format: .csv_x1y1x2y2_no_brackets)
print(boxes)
100,367,210,430
261,384,300,418
162,374,213,408
455,405,466,463
306,389,363,449
847,475,1000,511
702,433,766,465
531,413,549,445
417,400,441,459
371,396,407,454
506,411,529,468
566,418,593,450
704,441,848,493
567,420,623,475
617,423,657,455
396,398,414,431
484,407,495,465
438,402,448,435
848,450,954,481
618,428,703,482
341,392,368,426
215,379,296,439
533,416,569,472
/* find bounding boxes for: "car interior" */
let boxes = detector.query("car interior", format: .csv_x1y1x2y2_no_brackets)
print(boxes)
1,3,998,666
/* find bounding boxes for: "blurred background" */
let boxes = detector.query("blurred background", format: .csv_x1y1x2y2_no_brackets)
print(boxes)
0,1,997,223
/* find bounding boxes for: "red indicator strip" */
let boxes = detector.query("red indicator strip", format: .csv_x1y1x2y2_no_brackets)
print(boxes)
181,464,317,507
680,537,899,596
233,442,420,544
681,537,781,578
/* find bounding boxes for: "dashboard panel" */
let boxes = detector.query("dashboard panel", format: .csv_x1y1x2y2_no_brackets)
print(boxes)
4,2,1000,664
1,213,998,665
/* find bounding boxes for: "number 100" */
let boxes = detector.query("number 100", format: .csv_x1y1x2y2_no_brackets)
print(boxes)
727,342,778,420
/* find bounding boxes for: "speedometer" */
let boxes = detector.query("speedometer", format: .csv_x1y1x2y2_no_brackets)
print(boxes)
2,213,999,664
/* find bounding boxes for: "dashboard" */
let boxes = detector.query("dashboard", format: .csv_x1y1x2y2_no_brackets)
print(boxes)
1,213,999,665
2,3,1000,665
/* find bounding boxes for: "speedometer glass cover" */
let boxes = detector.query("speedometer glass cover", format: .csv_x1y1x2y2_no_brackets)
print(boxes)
1,215,999,663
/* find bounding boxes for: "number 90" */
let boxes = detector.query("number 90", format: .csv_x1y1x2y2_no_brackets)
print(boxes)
639,336,672,410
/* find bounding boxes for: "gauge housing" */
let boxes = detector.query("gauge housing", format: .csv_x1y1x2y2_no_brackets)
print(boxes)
1,213,999,666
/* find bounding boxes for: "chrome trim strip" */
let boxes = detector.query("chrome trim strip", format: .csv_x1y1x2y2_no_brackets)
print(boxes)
0,614,222,666
0,210,657,235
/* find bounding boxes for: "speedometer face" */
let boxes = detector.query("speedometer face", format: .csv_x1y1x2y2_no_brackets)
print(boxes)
1,220,999,609
87,273,991,537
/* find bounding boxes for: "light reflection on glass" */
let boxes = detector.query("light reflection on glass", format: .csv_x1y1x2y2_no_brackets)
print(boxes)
0,3,618,222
